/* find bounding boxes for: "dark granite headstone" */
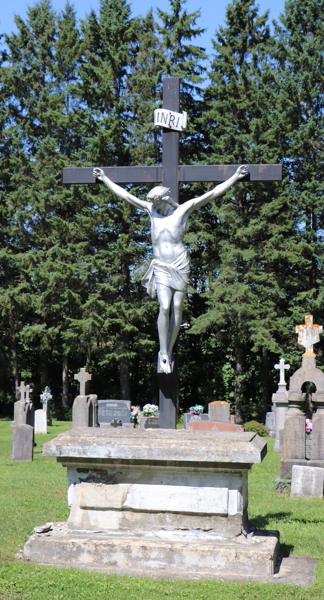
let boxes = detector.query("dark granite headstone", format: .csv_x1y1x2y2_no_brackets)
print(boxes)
98,400,131,426
12,424,33,461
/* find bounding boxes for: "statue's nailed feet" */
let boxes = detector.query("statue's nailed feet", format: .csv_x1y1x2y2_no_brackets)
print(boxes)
158,352,173,374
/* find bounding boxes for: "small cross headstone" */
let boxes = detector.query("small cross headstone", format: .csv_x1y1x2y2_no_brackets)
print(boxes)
275,358,290,386
17,381,26,401
74,368,92,396
296,315,323,354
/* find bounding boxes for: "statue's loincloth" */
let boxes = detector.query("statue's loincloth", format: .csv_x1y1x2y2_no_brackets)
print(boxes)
141,250,190,298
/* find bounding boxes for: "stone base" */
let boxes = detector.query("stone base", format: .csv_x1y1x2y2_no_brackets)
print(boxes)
24,522,280,580
280,458,324,478
188,420,243,432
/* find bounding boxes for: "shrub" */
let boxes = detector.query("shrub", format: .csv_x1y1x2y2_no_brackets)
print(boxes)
244,420,268,436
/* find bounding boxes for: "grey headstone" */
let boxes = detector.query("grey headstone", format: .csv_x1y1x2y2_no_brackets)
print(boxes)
139,416,160,429
14,400,28,426
184,413,209,430
72,395,98,429
208,402,230,423
43,400,52,426
283,413,305,460
35,409,47,434
265,412,274,433
97,399,131,426
291,465,324,498
12,424,33,461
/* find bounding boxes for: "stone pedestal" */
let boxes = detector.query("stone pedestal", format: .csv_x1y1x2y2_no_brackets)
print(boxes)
272,385,288,451
188,420,243,433
24,428,280,581
35,409,47,434
12,424,33,461
183,413,209,429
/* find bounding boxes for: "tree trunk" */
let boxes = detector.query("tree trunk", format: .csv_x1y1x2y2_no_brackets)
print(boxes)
119,332,131,400
40,353,49,390
62,356,69,406
9,310,20,397
235,341,245,424
261,346,271,418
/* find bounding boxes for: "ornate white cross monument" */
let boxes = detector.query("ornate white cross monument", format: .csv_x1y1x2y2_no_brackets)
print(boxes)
296,315,323,355
275,358,290,386
74,368,92,396
16,381,26,401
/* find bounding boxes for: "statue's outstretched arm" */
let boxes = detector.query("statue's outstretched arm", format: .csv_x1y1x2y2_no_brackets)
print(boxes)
93,168,151,213
181,165,249,216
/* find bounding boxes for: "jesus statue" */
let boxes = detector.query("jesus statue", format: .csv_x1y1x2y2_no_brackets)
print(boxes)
93,165,248,374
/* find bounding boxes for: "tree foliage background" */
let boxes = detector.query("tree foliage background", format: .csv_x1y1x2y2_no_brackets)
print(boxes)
0,0,323,421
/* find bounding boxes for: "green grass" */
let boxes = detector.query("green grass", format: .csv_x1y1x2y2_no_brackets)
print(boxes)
0,421,323,600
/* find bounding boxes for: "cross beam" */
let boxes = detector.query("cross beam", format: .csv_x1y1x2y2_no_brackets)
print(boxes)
63,77,282,429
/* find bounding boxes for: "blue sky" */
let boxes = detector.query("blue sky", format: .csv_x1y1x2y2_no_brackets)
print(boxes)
1,0,285,59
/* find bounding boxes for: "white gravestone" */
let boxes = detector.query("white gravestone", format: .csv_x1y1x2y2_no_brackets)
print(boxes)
291,465,324,498
35,409,47,434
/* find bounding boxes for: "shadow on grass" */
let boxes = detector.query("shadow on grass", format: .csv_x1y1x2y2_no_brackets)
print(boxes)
251,511,324,529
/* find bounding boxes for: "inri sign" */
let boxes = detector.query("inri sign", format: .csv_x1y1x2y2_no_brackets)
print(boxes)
154,109,188,132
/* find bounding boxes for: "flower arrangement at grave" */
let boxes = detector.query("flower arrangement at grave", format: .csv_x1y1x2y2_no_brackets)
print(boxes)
141,404,159,417
189,405,204,415
40,387,53,404
305,418,312,433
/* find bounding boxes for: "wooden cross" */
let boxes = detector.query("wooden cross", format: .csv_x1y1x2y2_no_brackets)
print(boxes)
296,315,323,355
275,358,290,386
63,77,282,429
16,381,26,401
74,367,92,396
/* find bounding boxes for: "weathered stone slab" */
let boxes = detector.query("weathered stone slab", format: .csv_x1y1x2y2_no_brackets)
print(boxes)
34,409,47,434
291,465,324,498
283,413,305,460
188,420,243,433
12,424,33,461
265,412,274,435
312,410,324,460
97,399,131,426
43,428,266,465
183,413,209,429
208,402,230,423
24,523,280,579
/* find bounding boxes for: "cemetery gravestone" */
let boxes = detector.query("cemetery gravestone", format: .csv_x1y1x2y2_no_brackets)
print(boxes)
72,368,98,428
281,316,324,477
35,409,47,434
183,413,209,429
272,358,290,450
139,416,160,429
97,400,132,427
291,465,324,498
12,424,33,462
208,401,230,423
72,395,98,429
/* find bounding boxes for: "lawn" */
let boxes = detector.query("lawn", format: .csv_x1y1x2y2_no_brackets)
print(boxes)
0,419,323,600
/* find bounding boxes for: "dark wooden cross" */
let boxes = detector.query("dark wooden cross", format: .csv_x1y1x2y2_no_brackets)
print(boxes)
63,77,282,430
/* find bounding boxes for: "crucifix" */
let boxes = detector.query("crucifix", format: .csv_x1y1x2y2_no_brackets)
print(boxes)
74,367,92,397
296,315,323,355
63,77,282,429
274,358,290,387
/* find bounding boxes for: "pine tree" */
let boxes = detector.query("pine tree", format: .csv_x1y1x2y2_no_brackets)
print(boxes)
194,0,291,421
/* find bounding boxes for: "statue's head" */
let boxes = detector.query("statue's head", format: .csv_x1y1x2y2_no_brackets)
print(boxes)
147,186,178,209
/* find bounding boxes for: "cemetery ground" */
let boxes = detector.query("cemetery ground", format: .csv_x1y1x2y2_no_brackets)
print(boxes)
0,421,323,600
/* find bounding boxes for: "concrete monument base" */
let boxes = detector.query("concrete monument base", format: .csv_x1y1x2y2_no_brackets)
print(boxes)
25,428,281,580
25,522,279,579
